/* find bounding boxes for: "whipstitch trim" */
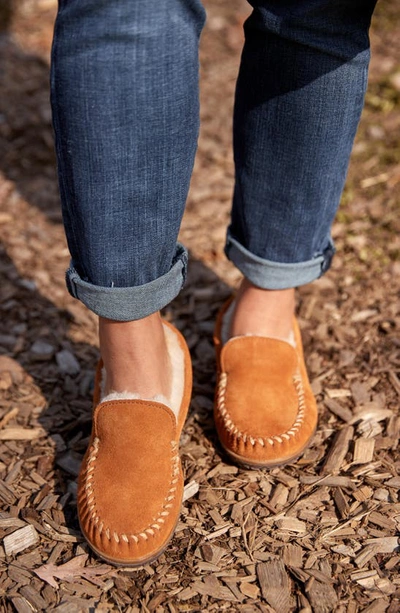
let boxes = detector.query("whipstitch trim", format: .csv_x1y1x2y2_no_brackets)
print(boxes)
216,371,306,446
81,438,180,544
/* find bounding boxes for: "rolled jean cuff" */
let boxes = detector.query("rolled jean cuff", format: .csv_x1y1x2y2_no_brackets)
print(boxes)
65,243,188,321
225,233,335,290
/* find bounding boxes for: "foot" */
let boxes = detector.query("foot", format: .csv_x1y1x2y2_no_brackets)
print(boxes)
229,278,295,341
78,321,193,567
99,312,171,401
213,297,317,468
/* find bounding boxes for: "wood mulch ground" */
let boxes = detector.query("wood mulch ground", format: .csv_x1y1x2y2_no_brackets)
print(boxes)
0,0,399,611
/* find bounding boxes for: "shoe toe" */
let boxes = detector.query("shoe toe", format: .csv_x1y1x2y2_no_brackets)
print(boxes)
214,306,318,468
78,400,182,565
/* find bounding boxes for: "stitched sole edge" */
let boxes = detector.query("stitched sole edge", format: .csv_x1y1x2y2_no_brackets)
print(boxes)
78,502,182,568
218,425,317,469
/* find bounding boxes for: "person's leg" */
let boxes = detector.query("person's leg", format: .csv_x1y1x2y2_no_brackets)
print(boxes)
51,0,205,566
51,0,205,400
214,0,378,469
228,0,377,336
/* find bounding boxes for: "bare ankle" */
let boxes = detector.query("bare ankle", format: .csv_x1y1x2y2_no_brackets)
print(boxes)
230,278,295,340
99,313,171,400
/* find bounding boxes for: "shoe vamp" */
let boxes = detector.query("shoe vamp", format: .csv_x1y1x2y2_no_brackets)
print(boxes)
222,337,301,437
91,401,178,534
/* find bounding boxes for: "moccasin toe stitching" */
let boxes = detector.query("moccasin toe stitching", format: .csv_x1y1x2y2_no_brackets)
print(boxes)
213,300,318,467
78,399,186,565
216,372,314,462
80,444,183,564
215,372,317,466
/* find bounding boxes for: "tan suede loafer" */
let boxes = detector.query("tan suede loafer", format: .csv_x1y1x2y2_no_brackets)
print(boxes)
213,299,317,468
77,321,192,566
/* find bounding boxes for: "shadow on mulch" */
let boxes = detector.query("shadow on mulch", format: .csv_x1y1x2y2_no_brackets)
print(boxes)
0,16,61,226
0,245,95,532
0,0,12,33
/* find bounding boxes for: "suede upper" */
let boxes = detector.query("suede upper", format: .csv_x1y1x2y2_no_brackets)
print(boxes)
78,320,192,566
78,400,183,564
214,298,318,467
221,336,301,437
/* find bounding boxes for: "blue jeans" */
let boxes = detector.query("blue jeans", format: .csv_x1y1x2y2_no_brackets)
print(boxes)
51,0,377,321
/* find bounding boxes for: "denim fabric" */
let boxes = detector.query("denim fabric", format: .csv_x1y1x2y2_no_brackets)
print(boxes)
66,244,188,321
226,232,336,290
51,0,376,320
51,0,206,319
228,0,377,287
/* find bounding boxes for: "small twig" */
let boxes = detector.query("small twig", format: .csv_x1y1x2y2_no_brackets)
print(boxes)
388,371,400,397
0,406,19,429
